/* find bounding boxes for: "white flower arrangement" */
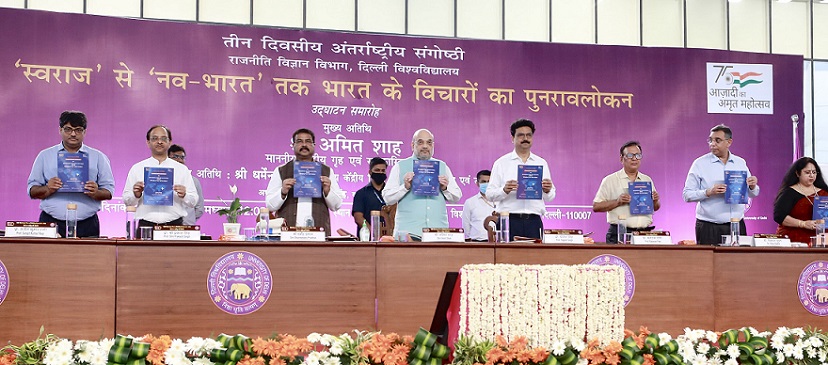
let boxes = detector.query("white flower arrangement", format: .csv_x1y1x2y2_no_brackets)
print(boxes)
458,264,625,348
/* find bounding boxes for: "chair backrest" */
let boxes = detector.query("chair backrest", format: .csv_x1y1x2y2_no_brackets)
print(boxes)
483,211,498,242
380,204,397,237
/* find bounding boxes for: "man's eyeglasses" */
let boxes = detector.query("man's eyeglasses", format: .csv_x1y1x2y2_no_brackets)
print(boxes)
170,154,186,160
707,137,729,145
62,127,85,135
150,136,170,142
623,153,642,160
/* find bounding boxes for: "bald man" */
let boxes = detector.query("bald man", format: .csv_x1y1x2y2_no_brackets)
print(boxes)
383,129,462,238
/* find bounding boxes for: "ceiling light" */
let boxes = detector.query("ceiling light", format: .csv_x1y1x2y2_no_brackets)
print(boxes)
777,0,792,3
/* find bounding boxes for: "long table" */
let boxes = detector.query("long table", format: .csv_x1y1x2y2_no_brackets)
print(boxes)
1,239,826,344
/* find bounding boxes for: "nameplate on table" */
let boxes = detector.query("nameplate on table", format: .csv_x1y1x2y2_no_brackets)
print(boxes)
281,226,326,242
421,228,464,242
153,225,201,241
542,229,584,244
752,234,792,247
5,221,58,238
631,231,673,245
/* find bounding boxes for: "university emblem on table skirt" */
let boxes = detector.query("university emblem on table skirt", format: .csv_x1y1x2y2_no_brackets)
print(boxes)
208,251,272,315
587,254,635,306
798,260,828,316
0,259,8,306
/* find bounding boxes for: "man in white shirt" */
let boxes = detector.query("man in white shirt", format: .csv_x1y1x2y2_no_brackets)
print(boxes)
123,125,198,235
462,170,495,241
487,119,556,240
265,128,345,234
592,141,660,243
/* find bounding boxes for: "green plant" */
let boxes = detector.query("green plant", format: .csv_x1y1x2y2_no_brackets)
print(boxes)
452,334,495,365
217,185,252,224
1,326,58,365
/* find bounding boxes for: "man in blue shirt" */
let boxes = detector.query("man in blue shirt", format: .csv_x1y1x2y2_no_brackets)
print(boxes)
27,111,116,237
683,124,760,245
352,157,387,234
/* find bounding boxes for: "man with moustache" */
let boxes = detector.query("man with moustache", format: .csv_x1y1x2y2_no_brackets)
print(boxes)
123,125,199,230
487,119,556,240
683,124,760,245
265,128,345,234
383,129,462,238
27,111,116,237
352,157,388,234
593,141,661,243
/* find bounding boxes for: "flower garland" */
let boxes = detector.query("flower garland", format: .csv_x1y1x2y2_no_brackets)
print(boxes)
459,264,625,348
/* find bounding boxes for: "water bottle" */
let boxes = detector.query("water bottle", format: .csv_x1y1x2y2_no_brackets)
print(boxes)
730,218,741,246
66,203,78,238
257,208,270,237
305,216,315,227
498,211,510,242
816,219,826,248
126,205,136,239
617,215,627,244
359,220,370,241
370,210,382,241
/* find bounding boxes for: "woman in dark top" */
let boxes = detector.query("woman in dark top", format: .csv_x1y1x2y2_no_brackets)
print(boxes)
773,157,828,243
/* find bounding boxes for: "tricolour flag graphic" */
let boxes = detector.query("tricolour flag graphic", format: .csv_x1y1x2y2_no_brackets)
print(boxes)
729,71,763,88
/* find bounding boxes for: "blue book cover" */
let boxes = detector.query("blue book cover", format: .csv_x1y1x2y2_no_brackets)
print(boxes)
814,196,828,220
724,170,748,204
57,152,88,193
293,161,322,198
628,181,654,215
412,159,439,196
517,165,543,200
143,167,174,206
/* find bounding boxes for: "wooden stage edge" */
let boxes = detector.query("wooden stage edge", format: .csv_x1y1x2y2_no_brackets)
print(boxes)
1,238,827,344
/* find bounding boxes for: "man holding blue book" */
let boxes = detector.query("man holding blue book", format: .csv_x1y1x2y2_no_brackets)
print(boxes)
28,111,115,237
383,128,462,239
265,128,344,234
123,125,198,231
683,124,759,245
487,119,555,240
593,141,660,243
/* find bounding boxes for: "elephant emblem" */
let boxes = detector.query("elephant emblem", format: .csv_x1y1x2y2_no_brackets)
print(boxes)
231,283,252,300
815,288,828,303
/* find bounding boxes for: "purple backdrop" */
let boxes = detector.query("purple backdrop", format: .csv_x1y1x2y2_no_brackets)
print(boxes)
0,8,803,240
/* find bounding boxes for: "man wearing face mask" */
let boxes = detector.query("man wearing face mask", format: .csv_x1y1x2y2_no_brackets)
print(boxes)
352,157,388,234
462,170,495,241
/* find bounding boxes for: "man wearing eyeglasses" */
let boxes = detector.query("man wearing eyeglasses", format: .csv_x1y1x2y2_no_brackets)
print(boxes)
265,128,345,234
487,119,556,241
168,144,204,226
593,141,660,243
27,111,116,237
683,124,759,245
123,125,198,232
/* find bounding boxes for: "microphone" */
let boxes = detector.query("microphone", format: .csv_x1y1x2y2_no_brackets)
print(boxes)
791,114,799,123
